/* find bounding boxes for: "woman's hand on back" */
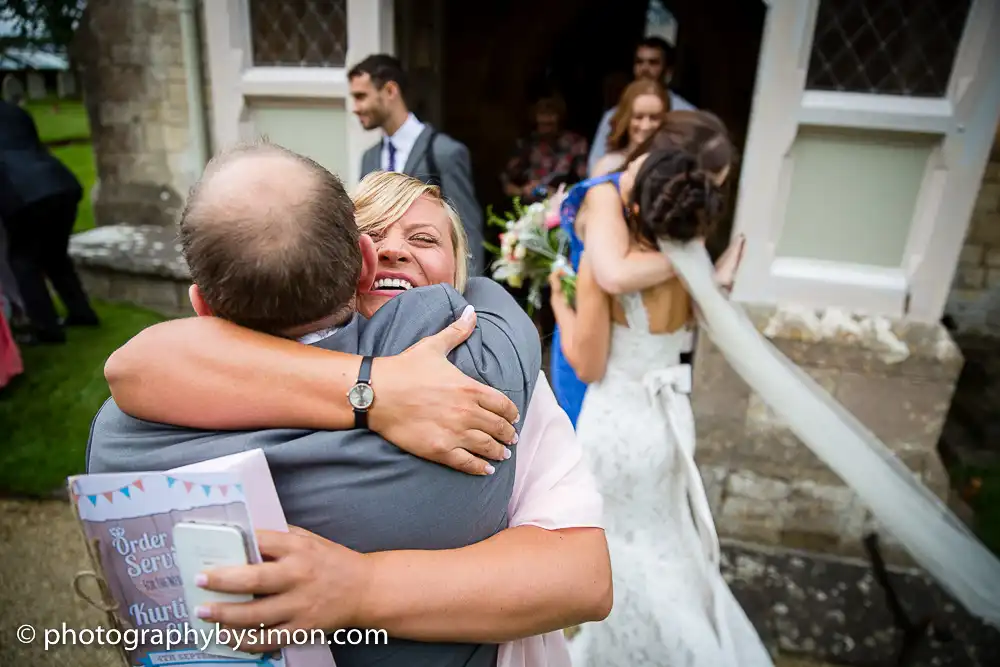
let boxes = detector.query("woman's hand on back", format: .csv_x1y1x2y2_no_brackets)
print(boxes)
369,308,521,476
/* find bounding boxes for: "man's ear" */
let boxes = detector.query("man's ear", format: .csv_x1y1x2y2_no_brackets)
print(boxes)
384,80,400,102
357,235,377,292
188,284,213,317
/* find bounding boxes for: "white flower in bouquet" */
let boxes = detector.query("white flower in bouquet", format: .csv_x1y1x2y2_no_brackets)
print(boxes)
500,231,516,254
526,201,546,228
491,256,524,287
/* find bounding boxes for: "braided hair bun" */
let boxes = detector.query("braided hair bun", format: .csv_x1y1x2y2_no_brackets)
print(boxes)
629,149,724,244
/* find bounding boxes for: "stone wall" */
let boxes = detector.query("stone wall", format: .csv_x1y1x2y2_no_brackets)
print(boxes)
69,225,192,318
691,305,963,566
946,125,1000,336
74,0,212,228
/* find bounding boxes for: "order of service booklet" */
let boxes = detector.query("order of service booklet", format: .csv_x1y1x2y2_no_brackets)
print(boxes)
67,449,336,667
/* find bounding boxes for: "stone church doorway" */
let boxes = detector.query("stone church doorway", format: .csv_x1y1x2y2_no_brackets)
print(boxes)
395,0,767,254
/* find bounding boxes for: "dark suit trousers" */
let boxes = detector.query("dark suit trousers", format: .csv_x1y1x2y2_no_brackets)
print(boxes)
4,193,97,338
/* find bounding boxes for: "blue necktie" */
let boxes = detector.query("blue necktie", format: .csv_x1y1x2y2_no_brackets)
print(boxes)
387,140,397,171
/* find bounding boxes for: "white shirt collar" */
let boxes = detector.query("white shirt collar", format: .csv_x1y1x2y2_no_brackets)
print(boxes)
381,113,425,171
297,326,341,345
386,113,424,146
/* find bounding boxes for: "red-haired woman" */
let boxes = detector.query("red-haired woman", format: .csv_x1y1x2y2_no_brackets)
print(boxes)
590,80,669,177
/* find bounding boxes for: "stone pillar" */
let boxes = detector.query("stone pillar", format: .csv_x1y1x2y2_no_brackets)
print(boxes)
946,126,1000,335
69,225,192,318
73,0,206,228
692,306,963,566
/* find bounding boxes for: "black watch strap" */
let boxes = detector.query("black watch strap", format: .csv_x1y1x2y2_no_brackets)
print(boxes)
354,355,374,429
358,355,373,384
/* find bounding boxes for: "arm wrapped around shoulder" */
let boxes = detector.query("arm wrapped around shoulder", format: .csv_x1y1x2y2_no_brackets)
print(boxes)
359,278,541,421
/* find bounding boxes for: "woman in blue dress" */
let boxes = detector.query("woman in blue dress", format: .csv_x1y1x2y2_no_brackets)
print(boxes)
551,172,622,425
549,110,744,425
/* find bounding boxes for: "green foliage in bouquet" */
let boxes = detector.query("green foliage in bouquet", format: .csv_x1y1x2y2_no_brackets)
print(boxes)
485,195,576,316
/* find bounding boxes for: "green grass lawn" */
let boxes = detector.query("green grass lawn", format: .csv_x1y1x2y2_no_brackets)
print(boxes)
24,98,91,144
0,301,165,497
0,100,160,497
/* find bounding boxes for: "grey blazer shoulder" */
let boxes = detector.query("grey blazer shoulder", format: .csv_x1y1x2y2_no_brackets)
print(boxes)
360,143,380,176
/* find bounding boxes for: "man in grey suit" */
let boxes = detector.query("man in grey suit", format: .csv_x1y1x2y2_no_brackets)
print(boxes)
350,54,486,276
86,143,610,666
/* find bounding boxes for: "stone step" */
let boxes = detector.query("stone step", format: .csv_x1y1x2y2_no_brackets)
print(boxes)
69,224,192,317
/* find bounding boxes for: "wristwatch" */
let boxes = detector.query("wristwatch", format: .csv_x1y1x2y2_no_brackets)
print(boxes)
347,356,375,429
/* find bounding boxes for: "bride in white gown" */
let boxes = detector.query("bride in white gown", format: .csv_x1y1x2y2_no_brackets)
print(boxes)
549,145,772,666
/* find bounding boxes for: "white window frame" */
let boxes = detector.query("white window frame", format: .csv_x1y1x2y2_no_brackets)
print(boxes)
202,0,395,188
730,0,1000,323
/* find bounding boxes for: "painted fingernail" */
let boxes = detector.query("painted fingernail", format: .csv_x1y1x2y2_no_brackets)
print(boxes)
195,605,211,619
511,432,519,445
513,412,520,424
503,447,512,460
195,573,208,587
485,464,496,475
461,305,475,323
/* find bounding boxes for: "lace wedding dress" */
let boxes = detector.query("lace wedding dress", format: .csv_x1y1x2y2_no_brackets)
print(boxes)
567,291,773,667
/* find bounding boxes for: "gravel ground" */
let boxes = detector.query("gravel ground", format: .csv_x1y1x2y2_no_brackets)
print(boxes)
0,498,839,667
0,499,119,667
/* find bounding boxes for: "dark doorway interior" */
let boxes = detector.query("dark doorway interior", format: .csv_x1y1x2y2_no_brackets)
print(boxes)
396,0,767,254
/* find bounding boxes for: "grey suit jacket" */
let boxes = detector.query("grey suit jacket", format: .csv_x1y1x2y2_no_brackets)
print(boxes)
361,125,486,276
86,278,541,667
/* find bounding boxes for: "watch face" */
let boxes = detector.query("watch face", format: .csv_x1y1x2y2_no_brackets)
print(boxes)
349,383,374,410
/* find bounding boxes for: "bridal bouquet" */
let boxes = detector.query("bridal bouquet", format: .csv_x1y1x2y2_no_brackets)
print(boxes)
486,188,576,314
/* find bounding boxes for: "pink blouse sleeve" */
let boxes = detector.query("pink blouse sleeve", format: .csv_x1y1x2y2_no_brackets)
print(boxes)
507,371,603,529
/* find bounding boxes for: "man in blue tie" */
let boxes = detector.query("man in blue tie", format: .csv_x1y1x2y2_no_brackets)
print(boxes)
349,54,486,275
386,138,397,172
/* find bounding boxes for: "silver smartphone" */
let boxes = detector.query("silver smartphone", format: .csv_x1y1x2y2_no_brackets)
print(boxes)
172,521,257,659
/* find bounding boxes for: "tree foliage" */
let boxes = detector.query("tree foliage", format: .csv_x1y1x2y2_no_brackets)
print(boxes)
1,0,86,53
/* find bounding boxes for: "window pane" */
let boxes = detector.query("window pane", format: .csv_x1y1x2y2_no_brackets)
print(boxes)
806,0,971,97
249,0,347,68
249,103,349,178
776,127,936,267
